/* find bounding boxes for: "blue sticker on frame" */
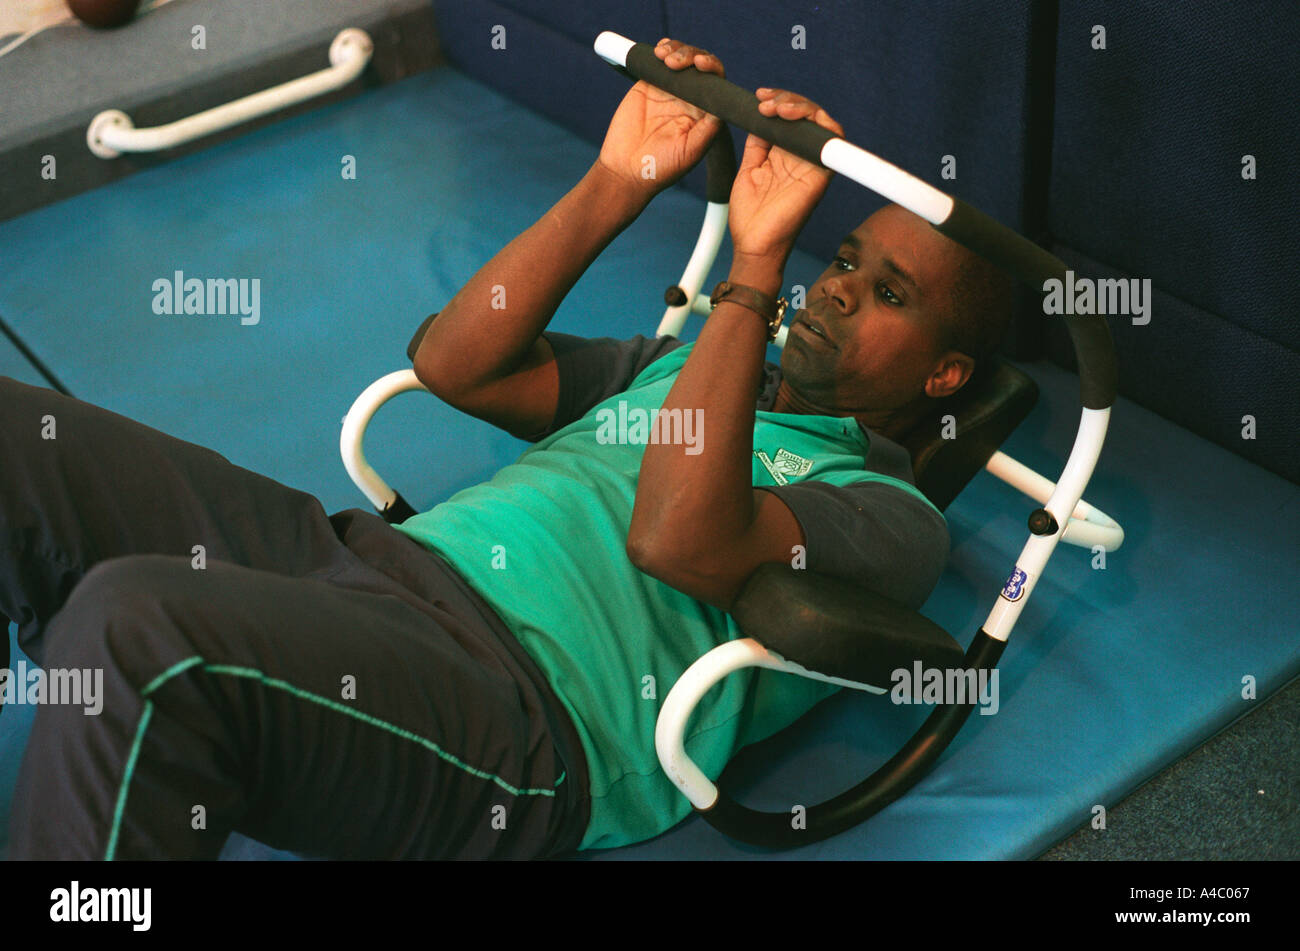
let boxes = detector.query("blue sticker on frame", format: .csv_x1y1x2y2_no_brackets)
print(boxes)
1001,566,1029,602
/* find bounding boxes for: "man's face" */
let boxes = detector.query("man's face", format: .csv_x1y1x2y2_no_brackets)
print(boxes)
780,203,969,415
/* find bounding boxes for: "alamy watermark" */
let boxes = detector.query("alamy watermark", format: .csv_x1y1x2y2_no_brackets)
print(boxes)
152,270,260,326
890,661,1000,715
50,881,150,931
0,662,103,715
1042,270,1151,325
594,400,703,454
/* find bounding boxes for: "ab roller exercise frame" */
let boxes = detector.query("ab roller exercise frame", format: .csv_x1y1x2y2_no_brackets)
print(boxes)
337,31,1123,852
594,31,1121,848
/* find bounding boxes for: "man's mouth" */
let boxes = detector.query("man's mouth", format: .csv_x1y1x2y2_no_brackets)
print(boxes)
791,310,837,350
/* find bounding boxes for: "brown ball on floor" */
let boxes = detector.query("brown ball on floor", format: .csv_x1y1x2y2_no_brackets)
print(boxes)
67,0,142,29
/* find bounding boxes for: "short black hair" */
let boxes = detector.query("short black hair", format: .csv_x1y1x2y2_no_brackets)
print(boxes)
940,251,1016,366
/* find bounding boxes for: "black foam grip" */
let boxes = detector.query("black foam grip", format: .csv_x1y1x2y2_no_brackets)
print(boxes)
704,131,737,203
935,198,1118,409
614,43,839,166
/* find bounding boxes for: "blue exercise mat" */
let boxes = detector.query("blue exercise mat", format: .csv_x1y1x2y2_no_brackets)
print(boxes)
0,67,1295,861
0,332,48,387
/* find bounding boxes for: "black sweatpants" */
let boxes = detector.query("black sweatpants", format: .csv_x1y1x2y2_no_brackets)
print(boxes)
0,376,590,860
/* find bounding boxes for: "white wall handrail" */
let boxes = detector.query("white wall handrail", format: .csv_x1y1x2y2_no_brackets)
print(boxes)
87,28,373,158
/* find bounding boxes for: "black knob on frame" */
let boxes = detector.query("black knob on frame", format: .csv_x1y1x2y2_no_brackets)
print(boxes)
664,286,688,307
1028,508,1059,536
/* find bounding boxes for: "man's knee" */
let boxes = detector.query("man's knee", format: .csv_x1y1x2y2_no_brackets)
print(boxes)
0,374,51,425
43,555,209,679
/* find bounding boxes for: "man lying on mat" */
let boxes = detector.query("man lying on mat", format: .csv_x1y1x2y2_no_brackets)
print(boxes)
1,38,1008,859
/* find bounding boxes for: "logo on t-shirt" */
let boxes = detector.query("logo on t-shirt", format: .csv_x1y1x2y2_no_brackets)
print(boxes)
754,448,813,485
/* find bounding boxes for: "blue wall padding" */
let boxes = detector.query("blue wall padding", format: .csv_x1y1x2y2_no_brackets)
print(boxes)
1045,243,1299,484
431,0,1046,260
1047,2,1299,483
661,0,1045,242
433,0,1300,486
428,0,664,174
1,64,1296,860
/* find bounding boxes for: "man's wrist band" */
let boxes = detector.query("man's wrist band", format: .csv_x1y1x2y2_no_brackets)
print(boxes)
709,280,788,342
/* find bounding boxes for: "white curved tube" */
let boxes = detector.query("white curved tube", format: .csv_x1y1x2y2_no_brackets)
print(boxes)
658,201,730,339
983,408,1113,641
594,31,636,68
820,138,955,226
985,450,1124,551
340,368,428,512
656,637,887,810
88,28,373,158
659,202,791,347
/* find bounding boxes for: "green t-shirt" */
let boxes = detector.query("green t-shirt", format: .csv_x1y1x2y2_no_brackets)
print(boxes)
395,342,942,849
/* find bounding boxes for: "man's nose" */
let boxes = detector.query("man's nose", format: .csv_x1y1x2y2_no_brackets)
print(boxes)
821,278,853,315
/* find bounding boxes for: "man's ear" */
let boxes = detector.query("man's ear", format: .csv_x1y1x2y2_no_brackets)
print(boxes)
924,351,975,399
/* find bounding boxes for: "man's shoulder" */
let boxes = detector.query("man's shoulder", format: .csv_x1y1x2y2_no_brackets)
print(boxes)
525,332,687,442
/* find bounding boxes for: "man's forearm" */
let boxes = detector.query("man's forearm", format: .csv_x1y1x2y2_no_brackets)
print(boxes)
415,161,650,392
629,253,785,563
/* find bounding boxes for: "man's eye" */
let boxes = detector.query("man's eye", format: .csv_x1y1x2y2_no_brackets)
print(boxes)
878,282,902,305
833,255,855,271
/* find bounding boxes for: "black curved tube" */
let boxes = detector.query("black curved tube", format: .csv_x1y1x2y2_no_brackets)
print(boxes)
936,200,1118,410
380,491,417,525
605,36,1118,409
699,629,1007,849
